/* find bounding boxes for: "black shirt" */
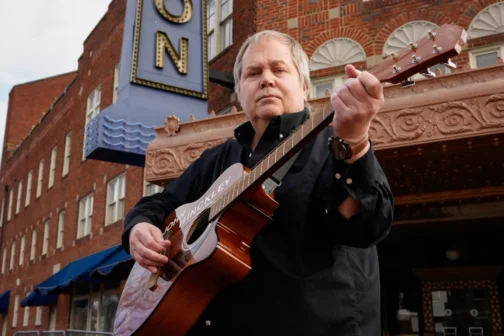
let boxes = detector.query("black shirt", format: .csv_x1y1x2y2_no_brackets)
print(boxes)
122,108,394,335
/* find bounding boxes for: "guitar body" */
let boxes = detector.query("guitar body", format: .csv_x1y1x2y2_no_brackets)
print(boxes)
114,163,279,336
114,22,468,335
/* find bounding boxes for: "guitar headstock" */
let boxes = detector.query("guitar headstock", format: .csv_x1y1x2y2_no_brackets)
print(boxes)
370,24,468,87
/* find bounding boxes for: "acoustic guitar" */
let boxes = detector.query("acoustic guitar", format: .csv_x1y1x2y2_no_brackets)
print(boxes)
114,24,467,335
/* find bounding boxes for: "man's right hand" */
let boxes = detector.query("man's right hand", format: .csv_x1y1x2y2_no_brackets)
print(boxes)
129,222,171,274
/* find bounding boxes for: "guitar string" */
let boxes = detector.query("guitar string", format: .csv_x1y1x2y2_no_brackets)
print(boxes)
158,104,333,254
157,30,447,258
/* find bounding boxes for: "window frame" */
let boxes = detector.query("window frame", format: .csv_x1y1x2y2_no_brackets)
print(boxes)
42,220,50,256
36,159,44,198
25,170,33,207
63,131,72,177
57,211,65,249
207,0,233,60
106,174,126,226
469,44,504,69
48,146,57,188
77,193,94,239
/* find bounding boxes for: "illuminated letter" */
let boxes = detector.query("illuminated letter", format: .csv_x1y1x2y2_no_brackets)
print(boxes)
156,31,188,74
154,0,193,24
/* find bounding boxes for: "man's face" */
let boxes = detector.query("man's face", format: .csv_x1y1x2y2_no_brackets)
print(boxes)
238,38,307,125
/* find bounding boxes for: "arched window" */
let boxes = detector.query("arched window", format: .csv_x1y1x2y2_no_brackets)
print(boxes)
309,38,366,71
383,21,450,78
467,2,504,39
468,3,504,68
383,21,439,57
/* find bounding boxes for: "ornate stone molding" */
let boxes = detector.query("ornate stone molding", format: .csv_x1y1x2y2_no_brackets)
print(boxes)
145,112,247,184
369,65,504,149
145,65,504,183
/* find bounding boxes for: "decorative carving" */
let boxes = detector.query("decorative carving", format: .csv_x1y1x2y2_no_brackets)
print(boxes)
309,38,366,71
486,94,504,120
467,2,504,39
146,139,227,178
164,116,180,137
383,21,438,57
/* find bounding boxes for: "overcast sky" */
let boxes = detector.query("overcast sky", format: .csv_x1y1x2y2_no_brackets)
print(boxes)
0,1,111,166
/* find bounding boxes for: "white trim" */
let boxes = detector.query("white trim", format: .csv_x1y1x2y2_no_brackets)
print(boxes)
48,146,57,188
469,44,504,69
25,170,33,207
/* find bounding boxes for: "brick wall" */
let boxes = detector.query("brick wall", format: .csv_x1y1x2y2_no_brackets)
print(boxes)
0,0,136,334
2,72,76,166
256,0,504,79
207,0,256,114
0,0,503,334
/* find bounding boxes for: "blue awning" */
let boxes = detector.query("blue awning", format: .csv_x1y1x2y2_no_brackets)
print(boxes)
35,245,122,296
90,247,133,280
20,292,58,307
0,290,10,313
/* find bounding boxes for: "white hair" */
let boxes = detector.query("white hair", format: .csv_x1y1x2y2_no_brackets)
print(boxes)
233,30,312,98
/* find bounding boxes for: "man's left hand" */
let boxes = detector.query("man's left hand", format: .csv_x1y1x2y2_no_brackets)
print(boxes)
330,64,384,144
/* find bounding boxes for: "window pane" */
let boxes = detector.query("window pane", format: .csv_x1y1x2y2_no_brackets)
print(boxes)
208,0,216,31
431,288,492,336
72,298,89,330
221,0,230,19
100,294,119,332
89,297,100,331
315,82,333,98
476,52,498,68
209,32,216,59
223,19,233,48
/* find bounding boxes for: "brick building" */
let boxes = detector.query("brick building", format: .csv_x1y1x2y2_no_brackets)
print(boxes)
0,0,503,335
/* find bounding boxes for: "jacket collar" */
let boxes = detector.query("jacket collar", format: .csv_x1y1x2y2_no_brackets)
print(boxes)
234,108,310,147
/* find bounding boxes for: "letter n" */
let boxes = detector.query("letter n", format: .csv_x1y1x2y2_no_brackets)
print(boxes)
155,31,188,75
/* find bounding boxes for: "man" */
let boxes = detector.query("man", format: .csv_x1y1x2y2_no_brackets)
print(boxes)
122,30,393,335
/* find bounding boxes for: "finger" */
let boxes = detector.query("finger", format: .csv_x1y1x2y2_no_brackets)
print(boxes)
131,250,163,272
357,71,383,100
344,78,368,104
345,64,361,79
134,242,169,265
150,226,172,249
331,90,349,113
137,230,167,253
335,86,360,111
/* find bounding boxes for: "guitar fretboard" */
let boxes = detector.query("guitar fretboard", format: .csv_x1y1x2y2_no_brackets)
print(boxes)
209,103,334,219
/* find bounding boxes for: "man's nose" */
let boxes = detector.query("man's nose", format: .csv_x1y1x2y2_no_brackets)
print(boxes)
260,71,275,88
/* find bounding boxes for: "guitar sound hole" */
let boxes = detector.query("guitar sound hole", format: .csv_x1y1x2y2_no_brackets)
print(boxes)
186,211,210,245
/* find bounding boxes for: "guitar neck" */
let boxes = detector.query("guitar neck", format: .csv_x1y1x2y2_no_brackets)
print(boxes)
208,23,467,219
209,103,334,219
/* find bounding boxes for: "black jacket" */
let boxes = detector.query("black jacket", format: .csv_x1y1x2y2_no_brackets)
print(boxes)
123,109,394,335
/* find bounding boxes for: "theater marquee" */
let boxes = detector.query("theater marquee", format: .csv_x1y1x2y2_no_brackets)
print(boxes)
85,0,209,166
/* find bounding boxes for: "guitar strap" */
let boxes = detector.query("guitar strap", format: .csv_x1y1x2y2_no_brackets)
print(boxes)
262,151,301,194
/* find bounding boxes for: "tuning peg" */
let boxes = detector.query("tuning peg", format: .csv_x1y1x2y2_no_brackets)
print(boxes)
428,31,436,40
392,64,401,73
412,55,421,63
401,78,415,88
409,42,418,51
433,45,442,54
420,68,436,78
442,58,456,69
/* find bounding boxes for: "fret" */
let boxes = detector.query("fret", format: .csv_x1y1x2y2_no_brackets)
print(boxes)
301,124,304,139
311,114,314,131
260,161,263,176
231,184,236,200
274,147,277,163
283,142,285,156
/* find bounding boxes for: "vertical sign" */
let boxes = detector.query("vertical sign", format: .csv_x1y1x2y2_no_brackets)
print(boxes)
85,0,208,167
